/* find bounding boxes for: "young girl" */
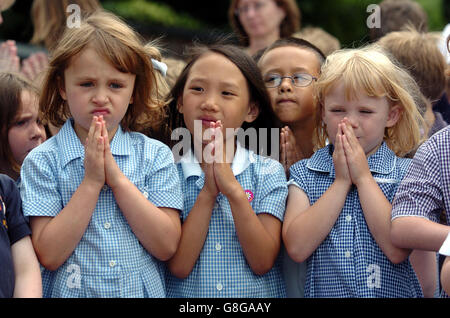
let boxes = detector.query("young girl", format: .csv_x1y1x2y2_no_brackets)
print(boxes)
258,37,326,174
19,11,183,298
0,72,47,181
165,44,287,297
282,46,426,297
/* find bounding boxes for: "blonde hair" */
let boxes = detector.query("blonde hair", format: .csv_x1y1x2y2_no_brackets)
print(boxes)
314,45,425,157
377,28,446,102
293,27,340,56
30,0,101,50
40,10,167,135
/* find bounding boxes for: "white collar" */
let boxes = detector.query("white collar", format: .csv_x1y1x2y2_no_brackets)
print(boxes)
180,141,253,180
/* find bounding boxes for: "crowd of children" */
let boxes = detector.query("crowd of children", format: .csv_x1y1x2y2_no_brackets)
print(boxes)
1,0,450,298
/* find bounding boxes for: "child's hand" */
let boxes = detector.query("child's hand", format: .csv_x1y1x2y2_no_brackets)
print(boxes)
211,121,241,198
340,118,371,187
84,116,105,189
101,118,125,190
202,121,220,199
281,126,303,174
332,123,352,187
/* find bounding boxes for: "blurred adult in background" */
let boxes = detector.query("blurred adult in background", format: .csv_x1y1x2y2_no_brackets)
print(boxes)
229,0,300,56
20,0,102,85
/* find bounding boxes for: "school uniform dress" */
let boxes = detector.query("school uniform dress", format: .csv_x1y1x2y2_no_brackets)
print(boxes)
0,174,32,298
20,119,183,298
166,143,287,297
289,142,423,297
392,125,450,298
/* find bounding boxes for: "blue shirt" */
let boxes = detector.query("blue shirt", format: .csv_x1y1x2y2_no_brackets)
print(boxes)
289,142,423,297
392,125,450,297
20,119,183,298
166,143,287,297
0,174,31,298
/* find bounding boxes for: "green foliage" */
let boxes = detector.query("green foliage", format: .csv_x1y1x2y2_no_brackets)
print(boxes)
102,0,207,30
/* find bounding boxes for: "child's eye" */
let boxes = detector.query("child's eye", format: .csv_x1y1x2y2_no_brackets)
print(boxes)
330,109,343,113
190,87,203,92
109,83,123,89
15,120,27,126
222,91,235,96
360,110,373,114
80,82,93,87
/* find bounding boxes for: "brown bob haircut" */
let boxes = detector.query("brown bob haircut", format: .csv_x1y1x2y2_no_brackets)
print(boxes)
228,0,301,47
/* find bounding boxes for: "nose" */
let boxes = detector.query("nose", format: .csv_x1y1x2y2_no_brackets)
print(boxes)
278,78,293,93
200,95,219,112
30,122,46,142
92,87,109,106
344,115,359,129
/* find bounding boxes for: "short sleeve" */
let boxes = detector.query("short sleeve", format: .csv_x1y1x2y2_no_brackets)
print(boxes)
391,139,443,223
0,175,31,245
144,144,183,211
288,160,310,194
20,151,63,217
254,158,288,221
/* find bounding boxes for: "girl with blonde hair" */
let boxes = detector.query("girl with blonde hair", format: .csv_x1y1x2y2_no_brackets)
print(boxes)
283,45,425,297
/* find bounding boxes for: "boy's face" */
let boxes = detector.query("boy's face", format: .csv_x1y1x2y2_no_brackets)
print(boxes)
259,46,320,127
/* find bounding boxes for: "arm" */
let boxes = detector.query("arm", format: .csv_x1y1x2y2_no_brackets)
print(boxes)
11,236,42,298
340,120,410,263
102,121,181,262
30,117,105,271
409,250,437,298
442,256,450,295
283,125,351,263
391,216,450,251
283,181,350,263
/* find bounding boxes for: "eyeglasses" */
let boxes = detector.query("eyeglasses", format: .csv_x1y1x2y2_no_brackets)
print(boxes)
264,73,318,88
235,0,269,16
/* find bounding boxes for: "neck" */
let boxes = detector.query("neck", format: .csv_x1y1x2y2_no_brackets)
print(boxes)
247,32,280,56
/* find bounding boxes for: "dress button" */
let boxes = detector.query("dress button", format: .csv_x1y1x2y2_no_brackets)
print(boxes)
216,283,223,291
109,260,116,267
215,243,222,251
345,251,351,258
102,185,108,191
345,215,352,222
104,222,111,229
142,191,149,199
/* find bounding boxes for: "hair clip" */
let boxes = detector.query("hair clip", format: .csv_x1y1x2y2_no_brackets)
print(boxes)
151,58,168,77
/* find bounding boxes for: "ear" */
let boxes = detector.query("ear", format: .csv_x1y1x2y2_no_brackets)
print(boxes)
177,97,183,114
244,101,260,123
386,104,402,128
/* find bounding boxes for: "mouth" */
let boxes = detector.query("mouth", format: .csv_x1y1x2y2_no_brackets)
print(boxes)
277,99,297,105
91,109,110,117
199,117,218,127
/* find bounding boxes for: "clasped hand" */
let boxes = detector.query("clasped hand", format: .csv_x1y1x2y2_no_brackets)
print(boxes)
202,121,241,199
333,118,371,187
83,116,124,190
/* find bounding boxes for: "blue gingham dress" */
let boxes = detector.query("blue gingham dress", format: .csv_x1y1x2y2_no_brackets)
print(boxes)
392,125,450,298
166,143,287,297
289,142,423,297
20,119,183,298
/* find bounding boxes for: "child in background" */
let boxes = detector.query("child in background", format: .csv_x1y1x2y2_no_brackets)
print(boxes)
165,44,287,297
258,37,325,175
0,72,46,181
283,46,425,297
19,11,183,298
0,173,41,297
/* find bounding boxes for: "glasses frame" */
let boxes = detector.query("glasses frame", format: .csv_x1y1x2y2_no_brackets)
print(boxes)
264,73,318,88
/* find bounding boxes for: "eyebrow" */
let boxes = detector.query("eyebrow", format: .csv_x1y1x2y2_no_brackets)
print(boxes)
263,67,311,74
188,77,241,90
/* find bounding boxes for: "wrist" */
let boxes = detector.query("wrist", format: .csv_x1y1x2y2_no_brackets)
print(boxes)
199,188,218,205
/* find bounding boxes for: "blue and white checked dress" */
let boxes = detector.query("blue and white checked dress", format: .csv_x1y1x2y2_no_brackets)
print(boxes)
289,142,423,297
20,119,183,298
392,125,450,298
166,143,287,297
